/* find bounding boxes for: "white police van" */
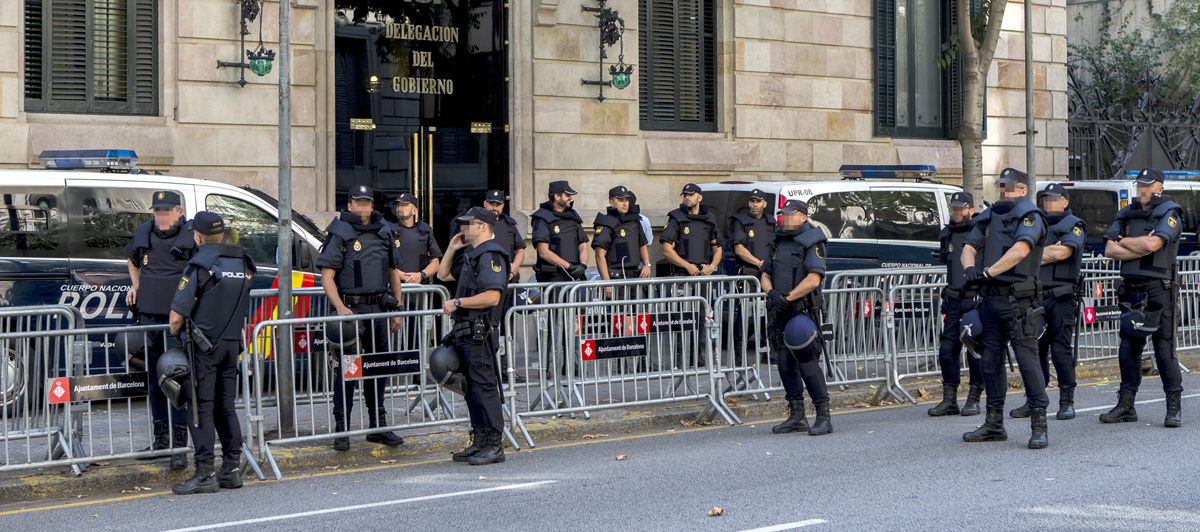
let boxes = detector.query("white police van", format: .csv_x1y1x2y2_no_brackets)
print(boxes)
699,165,961,272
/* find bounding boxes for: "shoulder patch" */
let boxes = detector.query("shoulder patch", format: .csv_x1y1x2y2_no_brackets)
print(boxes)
948,243,954,252
394,239,401,248
142,255,149,266
596,227,602,234
815,247,823,259
684,226,691,235
353,240,362,251
491,260,502,273
1023,217,1034,227
1072,226,1082,236
1168,217,1178,228
178,276,188,291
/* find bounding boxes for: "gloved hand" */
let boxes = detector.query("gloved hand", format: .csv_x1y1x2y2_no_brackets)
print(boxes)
767,289,790,312
567,263,587,280
963,266,980,284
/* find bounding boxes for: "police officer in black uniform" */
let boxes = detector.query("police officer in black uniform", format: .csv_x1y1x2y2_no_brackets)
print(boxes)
390,193,442,285
531,181,588,282
168,211,255,495
728,189,775,277
928,192,984,417
1101,168,1185,428
961,168,1050,449
1009,184,1086,421
317,185,405,451
446,190,526,282
761,200,832,436
661,183,722,277
125,190,196,469
441,207,509,465
592,185,651,287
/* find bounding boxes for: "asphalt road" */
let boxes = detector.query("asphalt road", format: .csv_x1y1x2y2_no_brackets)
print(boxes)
3,375,1199,531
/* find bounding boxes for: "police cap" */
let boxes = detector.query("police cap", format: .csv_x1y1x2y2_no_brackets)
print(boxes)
548,180,578,196
749,189,768,201
349,184,374,201
997,168,1029,189
608,186,633,199
194,211,225,236
779,199,808,215
680,183,702,196
456,206,498,226
392,192,417,205
485,190,506,204
1038,183,1069,200
949,191,974,208
151,190,182,210
1135,168,1165,185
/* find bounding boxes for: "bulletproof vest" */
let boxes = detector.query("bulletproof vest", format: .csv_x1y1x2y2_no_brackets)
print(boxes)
392,220,434,272
1117,198,1183,280
131,220,197,316
532,202,584,267
1040,211,1086,288
495,214,523,259
731,212,775,270
769,223,826,296
980,200,1045,285
455,241,510,325
326,213,394,295
189,244,256,342
938,221,973,291
668,205,718,265
594,207,643,270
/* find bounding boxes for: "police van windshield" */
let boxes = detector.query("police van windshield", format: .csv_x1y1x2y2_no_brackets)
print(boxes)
241,186,326,244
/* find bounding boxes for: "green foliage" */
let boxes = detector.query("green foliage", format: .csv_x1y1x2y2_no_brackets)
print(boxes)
935,0,992,70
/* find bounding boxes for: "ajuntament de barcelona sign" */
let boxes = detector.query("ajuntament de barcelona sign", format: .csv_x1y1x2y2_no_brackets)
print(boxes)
385,21,459,95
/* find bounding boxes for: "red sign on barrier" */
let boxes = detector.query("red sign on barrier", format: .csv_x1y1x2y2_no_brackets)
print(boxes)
636,314,651,334
612,315,627,336
581,340,596,361
864,301,872,318
1094,283,1103,299
48,377,70,404
1084,307,1096,324
294,331,310,353
343,355,363,379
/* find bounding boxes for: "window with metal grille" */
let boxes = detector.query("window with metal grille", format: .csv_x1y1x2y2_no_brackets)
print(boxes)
638,0,717,132
875,0,967,139
23,0,157,115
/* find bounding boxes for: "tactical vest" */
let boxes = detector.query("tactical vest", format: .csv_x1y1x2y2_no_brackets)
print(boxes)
188,244,256,343
731,212,775,274
130,220,197,316
532,203,584,268
594,208,644,271
979,200,1045,285
1117,199,1183,280
938,221,974,291
1040,212,1086,288
326,215,394,295
456,241,510,325
769,223,826,299
668,205,718,266
495,214,523,260
392,220,435,272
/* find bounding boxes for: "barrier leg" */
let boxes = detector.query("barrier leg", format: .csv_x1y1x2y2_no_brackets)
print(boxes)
241,443,267,481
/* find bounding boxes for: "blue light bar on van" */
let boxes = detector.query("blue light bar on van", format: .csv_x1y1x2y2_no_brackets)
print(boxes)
38,150,138,170
839,164,937,179
1124,170,1200,180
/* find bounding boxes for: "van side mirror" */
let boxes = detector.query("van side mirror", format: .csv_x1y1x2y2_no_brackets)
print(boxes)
293,237,313,271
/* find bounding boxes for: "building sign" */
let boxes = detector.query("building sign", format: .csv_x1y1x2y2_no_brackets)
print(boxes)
385,20,458,95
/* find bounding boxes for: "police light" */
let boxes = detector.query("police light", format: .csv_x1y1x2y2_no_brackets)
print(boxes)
38,150,138,170
1124,170,1200,181
839,164,937,179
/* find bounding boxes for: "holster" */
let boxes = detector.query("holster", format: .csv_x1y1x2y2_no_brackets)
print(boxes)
381,292,400,312
190,326,215,354
1005,295,1044,340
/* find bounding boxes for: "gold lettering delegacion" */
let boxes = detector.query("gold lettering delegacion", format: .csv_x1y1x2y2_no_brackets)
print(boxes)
384,23,460,43
392,76,455,95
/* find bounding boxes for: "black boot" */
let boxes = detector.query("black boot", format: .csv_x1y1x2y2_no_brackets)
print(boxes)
467,428,506,466
137,420,170,459
771,400,809,434
1056,386,1076,420
927,384,960,416
808,402,832,436
333,417,350,451
453,427,486,463
960,384,982,417
1099,390,1138,423
172,462,219,495
1165,391,1182,428
169,424,189,470
218,458,243,489
1028,407,1048,449
963,407,1008,442
365,414,404,447
1009,403,1031,419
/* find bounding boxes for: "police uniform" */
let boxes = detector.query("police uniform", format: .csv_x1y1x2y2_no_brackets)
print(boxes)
124,190,196,467
762,200,831,436
390,194,443,283
727,191,775,277
962,168,1050,449
448,190,526,281
169,211,254,494
592,186,649,280
928,191,984,417
317,186,404,449
1100,168,1184,427
531,181,587,282
661,184,720,276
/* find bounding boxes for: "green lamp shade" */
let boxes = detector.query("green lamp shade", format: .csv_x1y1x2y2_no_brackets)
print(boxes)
249,58,273,76
611,72,630,90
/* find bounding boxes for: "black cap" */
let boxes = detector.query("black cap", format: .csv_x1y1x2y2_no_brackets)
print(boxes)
779,199,809,215
1134,168,1165,184
194,211,225,236
393,192,417,205
548,180,578,195
997,168,1029,188
456,206,498,226
485,190,506,204
349,184,374,201
749,189,768,201
1038,183,1069,200
151,190,181,210
949,191,974,208
608,185,633,199
680,183,702,195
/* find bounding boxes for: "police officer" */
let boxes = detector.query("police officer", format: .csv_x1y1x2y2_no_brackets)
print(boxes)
761,200,832,436
317,185,405,451
1100,168,1184,428
531,181,588,282
167,211,255,495
661,183,721,277
927,192,984,417
1009,184,1086,421
728,189,775,277
592,186,651,288
390,193,442,285
441,207,509,465
124,190,196,469
483,190,527,281
961,168,1050,449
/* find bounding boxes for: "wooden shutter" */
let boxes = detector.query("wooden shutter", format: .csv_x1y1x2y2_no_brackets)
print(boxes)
946,0,963,139
874,0,897,137
48,0,89,112
130,0,157,114
23,0,45,107
639,0,717,132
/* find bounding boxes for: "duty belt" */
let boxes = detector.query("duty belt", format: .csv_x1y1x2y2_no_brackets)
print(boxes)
341,293,385,306
943,287,977,299
980,280,1039,299
1042,285,1076,299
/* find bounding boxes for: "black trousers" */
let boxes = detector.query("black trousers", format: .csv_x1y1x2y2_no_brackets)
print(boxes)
140,314,187,427
1118,279,1183,395
332,302,390,426
1037,293,1078,389
938,296,982,387
189,339,243,465
772,309,829,404
979,294,1048,410
457,330,504,432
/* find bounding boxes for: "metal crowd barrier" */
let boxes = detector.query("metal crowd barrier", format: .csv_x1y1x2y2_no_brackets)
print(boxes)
827,266,946,292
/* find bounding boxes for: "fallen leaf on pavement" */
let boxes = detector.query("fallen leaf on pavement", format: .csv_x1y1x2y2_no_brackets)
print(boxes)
724,397,739,406
852,402,871,408
479,476,487,480
582,434,608,439
917,387,930,399
379,460,397,464
332,492,338,495
708,507,724,517
93,461,110,466
616,455,628,461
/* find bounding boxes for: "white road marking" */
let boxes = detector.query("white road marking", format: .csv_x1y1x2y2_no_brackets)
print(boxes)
737,519,828,532
161,480,557,532
1073,392,1200,414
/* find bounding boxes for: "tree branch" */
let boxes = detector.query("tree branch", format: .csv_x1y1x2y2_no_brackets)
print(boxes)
957,0,978,65
978,0,1010,75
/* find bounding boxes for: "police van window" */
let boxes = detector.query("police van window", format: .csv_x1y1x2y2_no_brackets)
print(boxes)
873,191,939,241
66,188,158,260
1067,189,1117,239
0,190,63,256
806,192,874,239
205,194,279,265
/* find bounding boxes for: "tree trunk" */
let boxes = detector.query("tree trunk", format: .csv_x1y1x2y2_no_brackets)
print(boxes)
956,0,1008,208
